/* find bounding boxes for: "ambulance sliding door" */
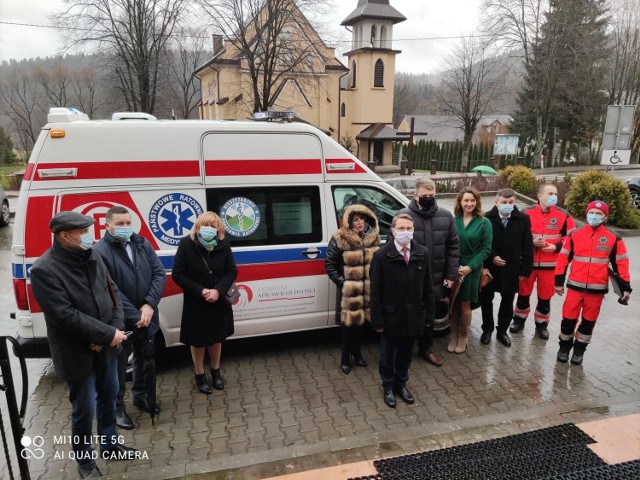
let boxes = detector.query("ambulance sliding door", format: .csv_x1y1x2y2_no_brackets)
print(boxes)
202,133,330,337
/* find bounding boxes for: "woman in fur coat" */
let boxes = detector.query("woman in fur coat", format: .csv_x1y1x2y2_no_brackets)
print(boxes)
325,204,380,374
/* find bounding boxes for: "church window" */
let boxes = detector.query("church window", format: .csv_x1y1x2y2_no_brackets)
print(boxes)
341,103,346,117
374,59,384,87
351,61,357,88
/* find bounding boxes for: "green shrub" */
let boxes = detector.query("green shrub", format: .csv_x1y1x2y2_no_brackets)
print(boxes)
499,166,537,197
565,170,640,229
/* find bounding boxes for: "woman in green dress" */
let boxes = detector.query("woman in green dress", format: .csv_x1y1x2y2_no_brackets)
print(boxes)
451,187,493,353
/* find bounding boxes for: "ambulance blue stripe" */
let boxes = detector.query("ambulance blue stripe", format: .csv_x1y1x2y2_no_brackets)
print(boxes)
15,247,328,278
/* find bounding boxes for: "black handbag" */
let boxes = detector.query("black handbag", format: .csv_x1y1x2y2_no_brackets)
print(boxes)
224,283,240,305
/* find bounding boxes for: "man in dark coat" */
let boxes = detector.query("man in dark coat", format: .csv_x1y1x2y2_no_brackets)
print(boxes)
30,211,135,479
371,213,435,408
398,177,460,367
480,189,534,347
94,206,166,430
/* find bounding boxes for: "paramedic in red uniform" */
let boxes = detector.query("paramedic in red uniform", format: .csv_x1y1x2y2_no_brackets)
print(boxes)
554,201,632,365
511,184,576,339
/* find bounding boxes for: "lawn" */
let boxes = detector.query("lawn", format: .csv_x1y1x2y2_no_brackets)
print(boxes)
0,164,26,189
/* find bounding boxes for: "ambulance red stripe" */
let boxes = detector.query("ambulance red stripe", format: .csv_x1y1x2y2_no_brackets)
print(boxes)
33,161,200,180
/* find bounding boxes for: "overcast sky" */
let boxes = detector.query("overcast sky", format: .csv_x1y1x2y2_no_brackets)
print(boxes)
0,0,481,74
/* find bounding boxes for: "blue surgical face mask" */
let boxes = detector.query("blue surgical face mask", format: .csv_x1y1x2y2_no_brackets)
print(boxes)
498,204,514,216
586,213,604,227
546,195,558,207
199,226,217,241
78,231,95,250
111,226,133,242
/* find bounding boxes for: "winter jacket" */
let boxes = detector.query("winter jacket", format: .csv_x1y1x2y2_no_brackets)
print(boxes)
325,204,380,326
399,199,460,300
30,240,125,382
524,204,576,270
484,206,534,295
370,240,435,337
555,224,632,294
94,232,166,334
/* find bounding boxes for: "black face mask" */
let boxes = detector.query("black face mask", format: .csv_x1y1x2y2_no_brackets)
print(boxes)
418,196,436,210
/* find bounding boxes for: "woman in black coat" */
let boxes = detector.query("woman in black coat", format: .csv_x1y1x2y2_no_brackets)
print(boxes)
172,212,237,394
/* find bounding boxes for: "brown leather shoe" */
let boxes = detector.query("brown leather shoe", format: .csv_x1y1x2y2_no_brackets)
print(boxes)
419,350,443,367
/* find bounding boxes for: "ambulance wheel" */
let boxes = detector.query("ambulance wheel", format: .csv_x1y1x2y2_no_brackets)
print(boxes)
0,201,10,227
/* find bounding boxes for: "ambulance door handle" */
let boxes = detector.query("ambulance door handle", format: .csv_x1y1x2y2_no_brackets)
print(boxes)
301,247,320,259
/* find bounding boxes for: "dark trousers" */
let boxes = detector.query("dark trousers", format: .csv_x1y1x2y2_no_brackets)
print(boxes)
480,285,515,335
379,334,415,390
417,322,434,352
116,331,150,412
67,356,119,467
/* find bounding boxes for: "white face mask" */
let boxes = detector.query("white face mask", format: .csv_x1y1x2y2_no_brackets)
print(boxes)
394,230,414,245
78,231,95,250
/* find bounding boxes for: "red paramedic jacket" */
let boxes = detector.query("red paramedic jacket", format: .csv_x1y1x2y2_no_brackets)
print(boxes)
555,223,631,294
525,204,576,270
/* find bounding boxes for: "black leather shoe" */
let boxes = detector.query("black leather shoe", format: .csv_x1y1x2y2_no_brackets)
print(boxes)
352,351,368,367
101,444,138,460
509,319,526,333
570,352,584,365
557,349,570,363
536,324,550,340
78,464,102,478
195,374,212,394
480,333,491,345
419,350,443,367
383,388,396,408
395,386,415,404
116,411,134,430
211,369,224,390
133,399,160,415
496,332,511,347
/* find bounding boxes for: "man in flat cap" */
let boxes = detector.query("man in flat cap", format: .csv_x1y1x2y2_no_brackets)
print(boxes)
30,211,135,478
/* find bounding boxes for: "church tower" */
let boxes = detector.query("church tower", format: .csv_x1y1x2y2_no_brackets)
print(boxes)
340,0,406,165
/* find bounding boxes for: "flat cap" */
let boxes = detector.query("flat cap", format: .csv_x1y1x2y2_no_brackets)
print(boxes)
50,211,95,233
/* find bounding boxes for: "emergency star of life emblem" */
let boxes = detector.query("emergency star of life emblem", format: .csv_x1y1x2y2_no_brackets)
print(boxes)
149,193,204,246
550,218,557,225
599,236,608,244
221,197,261,237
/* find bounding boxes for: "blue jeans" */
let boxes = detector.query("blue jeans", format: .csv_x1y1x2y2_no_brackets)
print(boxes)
67,356,119,467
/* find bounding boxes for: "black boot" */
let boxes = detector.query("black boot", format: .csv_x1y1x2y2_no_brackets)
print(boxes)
510,317,526,333
352,349,368,367
195,373,212,394
556,339,573,363
340,349,351,374
535,322,550,340
211,368,224,390
571,341,587,365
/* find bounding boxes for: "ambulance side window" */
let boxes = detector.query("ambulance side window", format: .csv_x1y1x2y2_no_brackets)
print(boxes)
332,186,405,237
206,187,322,247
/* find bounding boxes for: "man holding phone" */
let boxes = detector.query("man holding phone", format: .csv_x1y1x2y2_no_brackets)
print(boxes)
30,211,136,478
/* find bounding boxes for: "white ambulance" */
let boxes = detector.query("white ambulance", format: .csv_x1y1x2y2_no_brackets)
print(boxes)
11,108,409,357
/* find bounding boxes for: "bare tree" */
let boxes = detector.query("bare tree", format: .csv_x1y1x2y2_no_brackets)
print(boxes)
393,74,419,127
34,64,71,108
480,0,549,156
53,0,189,114
161,27,211,119
197,0,332,114
0,68,45,155
607,0,640,159
438,37,504,166
70,67,100,117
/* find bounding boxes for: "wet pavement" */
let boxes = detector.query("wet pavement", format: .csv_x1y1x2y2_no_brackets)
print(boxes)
1,200,639,480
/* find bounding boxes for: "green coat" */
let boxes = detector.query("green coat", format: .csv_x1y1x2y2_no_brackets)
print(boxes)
455,215,493,303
